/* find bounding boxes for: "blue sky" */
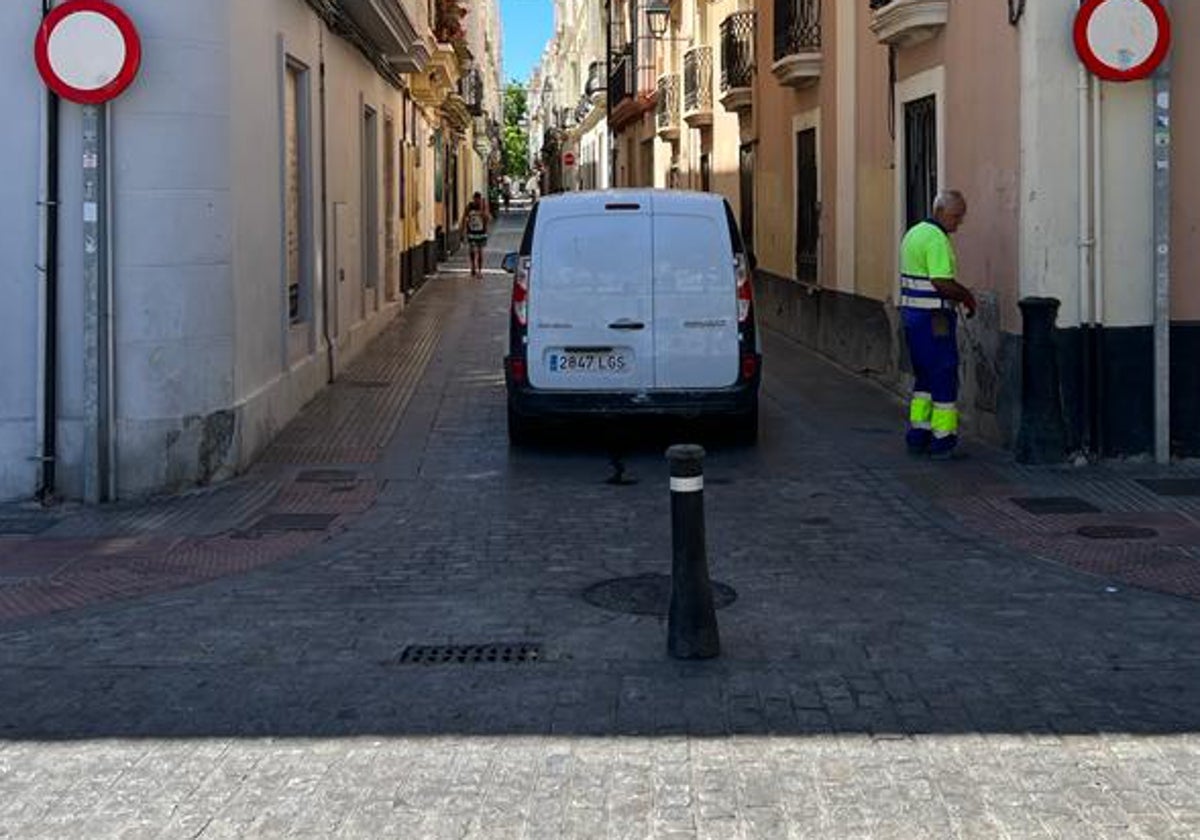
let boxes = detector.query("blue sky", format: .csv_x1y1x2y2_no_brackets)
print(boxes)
500,0,554,84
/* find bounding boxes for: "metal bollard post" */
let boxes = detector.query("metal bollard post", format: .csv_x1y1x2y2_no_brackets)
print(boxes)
1015,297,1068,464
666,445,720,660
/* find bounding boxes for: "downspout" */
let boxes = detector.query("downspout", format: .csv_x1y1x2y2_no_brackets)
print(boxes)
319,23,335,382
37,0,59,504
1091,73,1105,456
1076,64,1094,457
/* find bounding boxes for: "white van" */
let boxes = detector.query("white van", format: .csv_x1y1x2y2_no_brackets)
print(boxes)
501,190,761,444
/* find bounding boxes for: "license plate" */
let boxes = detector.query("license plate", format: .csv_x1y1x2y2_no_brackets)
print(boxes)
548,351,629,374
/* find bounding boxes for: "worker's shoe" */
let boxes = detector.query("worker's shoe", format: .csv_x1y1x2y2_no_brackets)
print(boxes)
928,435,962,461
905,428,931,456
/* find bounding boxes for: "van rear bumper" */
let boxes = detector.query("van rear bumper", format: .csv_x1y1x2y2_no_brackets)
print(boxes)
506,373,759,420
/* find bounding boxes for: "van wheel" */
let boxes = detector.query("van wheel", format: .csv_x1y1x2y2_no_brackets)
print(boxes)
507,403,536,447
731,405,759,446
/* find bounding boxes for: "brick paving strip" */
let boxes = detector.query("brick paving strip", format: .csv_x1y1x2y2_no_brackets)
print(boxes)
0,268,458,624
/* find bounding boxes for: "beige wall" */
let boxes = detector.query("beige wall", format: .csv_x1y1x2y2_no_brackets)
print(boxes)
853,19,892,303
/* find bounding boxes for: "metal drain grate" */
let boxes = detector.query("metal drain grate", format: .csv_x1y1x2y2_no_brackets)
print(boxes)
297,470,359,484
1138,478,1200,497
1077,525,1158,541
1011,496,1101,515
241,513,339,535
398,643,542,665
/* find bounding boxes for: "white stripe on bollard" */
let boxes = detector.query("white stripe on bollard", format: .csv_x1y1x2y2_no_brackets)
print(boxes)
670,476,704,493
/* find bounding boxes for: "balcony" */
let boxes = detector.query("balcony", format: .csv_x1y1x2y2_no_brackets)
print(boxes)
720,11,756,113
609,46,634,106
656,74,680,141
341,0,429,73
683,46,713,128
771,0,822,89
584,60,606,102
869,0,948,47
459,69,484,117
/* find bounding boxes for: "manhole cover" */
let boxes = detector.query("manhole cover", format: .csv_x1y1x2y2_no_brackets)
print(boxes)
583,573,738,617
1077,525,1158,540
1138,479,1200,498
297,470,359,484
0,516,57,536
1011,496,1100,515
397,643,541,665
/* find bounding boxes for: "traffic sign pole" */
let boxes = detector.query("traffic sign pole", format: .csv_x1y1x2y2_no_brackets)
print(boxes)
1153,2,1171,464
82,103,113,502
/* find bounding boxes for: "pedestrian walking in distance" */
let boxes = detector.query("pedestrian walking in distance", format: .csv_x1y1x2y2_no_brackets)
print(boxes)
899,190,978,459
462,192,490,278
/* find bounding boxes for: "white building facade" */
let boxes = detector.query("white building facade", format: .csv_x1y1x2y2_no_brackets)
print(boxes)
0,0,499,502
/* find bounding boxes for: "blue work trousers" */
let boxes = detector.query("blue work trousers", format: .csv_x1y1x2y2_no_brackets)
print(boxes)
902,308,959,453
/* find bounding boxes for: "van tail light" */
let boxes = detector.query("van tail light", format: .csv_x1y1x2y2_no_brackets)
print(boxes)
512,256,531,327
735,253,753,324
508,356,527,385
741,353,759,381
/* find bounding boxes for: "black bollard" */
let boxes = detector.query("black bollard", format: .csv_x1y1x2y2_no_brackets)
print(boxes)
666,445,720,660
1015,297,1068,464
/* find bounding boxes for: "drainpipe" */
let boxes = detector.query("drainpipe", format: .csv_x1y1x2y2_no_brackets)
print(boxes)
318,24,335,382
1091,72,1105,456
1077,64,1094,456
36,0,60,504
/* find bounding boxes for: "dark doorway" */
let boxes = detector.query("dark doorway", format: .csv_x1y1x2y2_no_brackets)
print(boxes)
794,127,818,283
904,94,937,228
700,153,711,193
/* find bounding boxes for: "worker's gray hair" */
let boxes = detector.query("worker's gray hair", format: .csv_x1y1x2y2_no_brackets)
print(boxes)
932,190,966,213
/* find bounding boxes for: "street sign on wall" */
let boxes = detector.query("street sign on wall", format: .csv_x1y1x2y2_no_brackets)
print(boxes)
34,0,142,104
1074,0,1170,82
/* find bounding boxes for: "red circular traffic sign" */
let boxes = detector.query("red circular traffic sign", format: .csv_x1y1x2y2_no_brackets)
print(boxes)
562,152,576,167
34,0,141,104
1074,0,1170,83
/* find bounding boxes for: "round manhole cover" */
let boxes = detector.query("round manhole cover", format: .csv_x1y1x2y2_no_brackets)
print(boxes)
1077,525,1158,540
583,573,738,616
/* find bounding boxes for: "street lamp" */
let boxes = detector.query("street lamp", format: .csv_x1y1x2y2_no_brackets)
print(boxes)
645,0,672,39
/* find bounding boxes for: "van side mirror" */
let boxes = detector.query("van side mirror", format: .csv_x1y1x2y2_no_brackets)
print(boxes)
501,252,519,274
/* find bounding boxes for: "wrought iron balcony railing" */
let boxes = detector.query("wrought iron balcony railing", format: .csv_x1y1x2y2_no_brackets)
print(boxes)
774,0,822,62
585,60,605,97
684,46,713,115
721,11,756,92
460,69,484,116
609,45,634,105
656,74,680,133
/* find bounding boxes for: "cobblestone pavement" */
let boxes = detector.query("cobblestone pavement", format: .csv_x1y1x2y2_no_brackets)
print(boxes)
4,209,1200,838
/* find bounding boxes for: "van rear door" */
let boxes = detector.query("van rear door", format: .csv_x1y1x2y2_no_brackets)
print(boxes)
651,196,740,389
527,198,655,391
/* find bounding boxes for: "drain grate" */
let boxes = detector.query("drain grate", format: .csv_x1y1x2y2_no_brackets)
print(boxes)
297,470,359,484
1077,525,1158,541
1138,478,1200,498
1011,496,1100,515
583,573,738,617
242,513,339,535
397,643,542,665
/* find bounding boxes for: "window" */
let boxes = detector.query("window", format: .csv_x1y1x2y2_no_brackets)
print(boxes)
384,115,397,301
904,95,937,228
283,58,310,324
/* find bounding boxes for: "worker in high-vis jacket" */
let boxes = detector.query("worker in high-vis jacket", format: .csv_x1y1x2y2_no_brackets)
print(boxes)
899,190,977,459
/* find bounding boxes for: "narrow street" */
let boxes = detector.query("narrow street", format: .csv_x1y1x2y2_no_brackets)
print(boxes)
4,208,1200,839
